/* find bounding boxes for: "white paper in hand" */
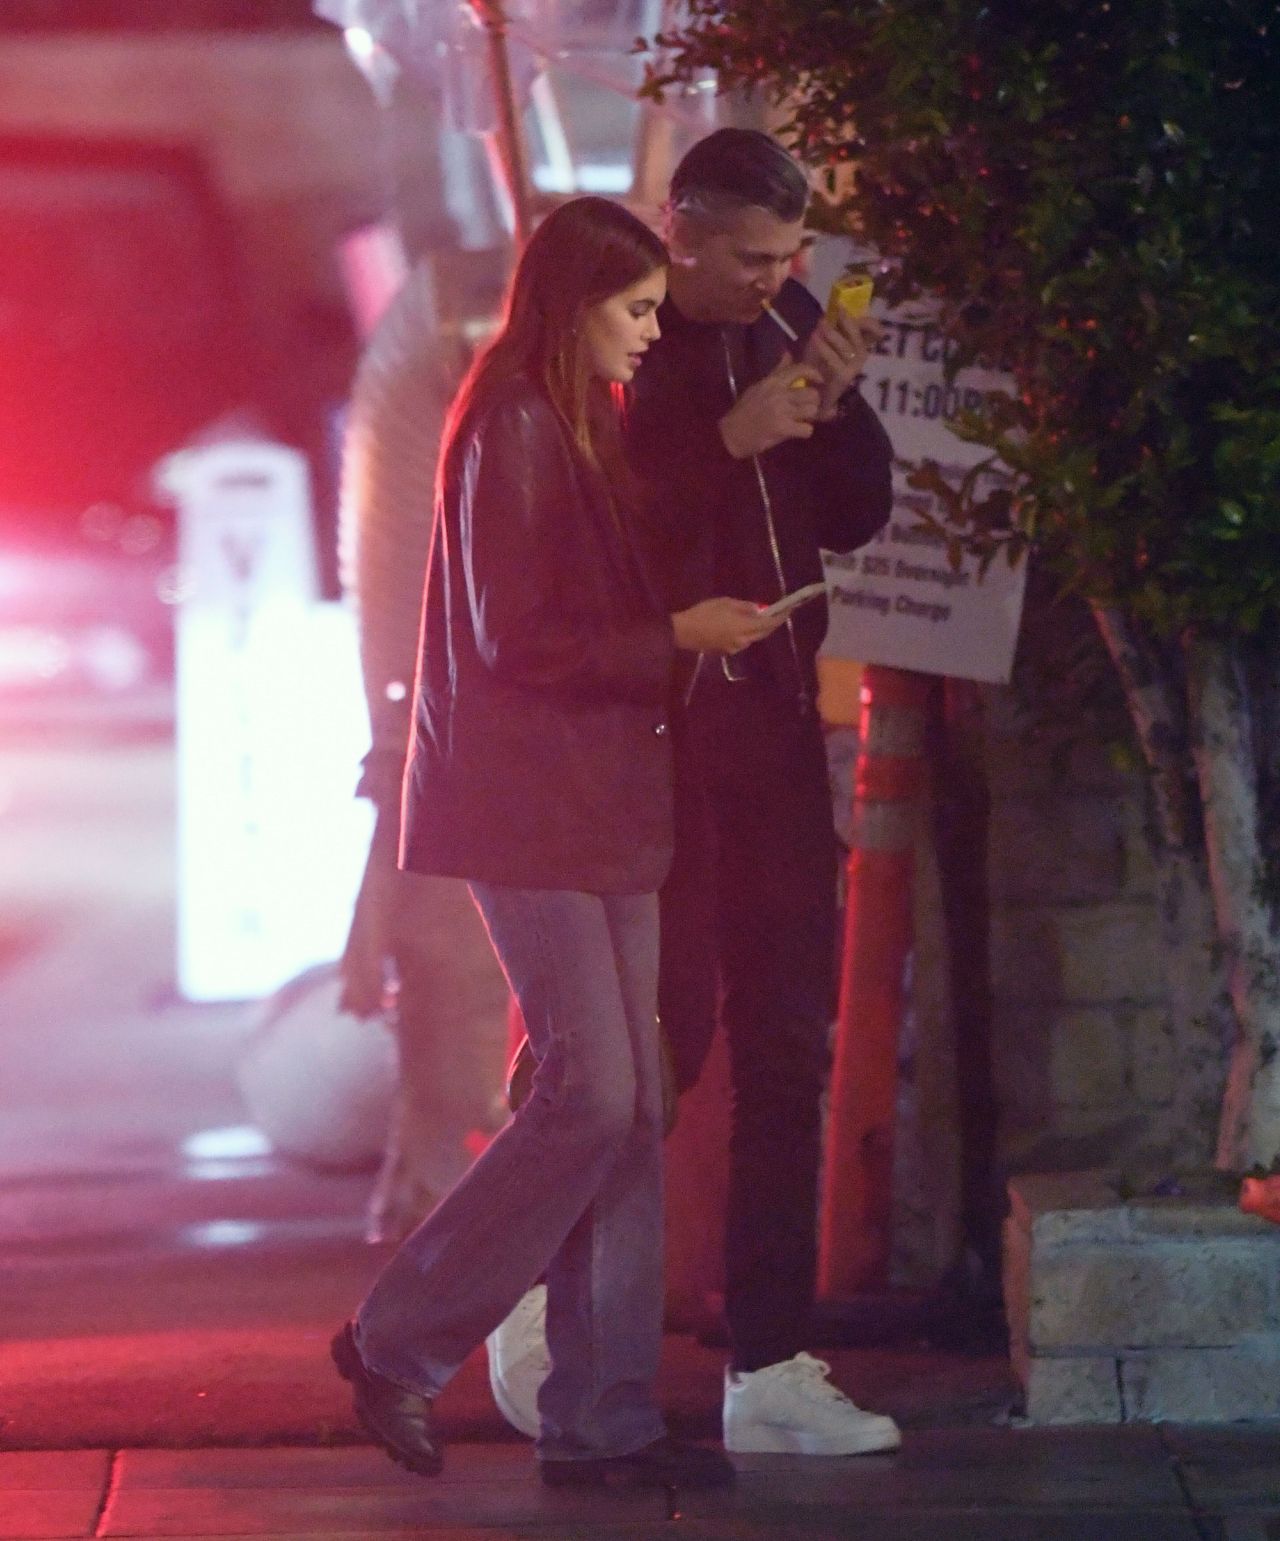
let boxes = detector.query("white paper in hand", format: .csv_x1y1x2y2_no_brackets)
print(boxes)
760,581,828,621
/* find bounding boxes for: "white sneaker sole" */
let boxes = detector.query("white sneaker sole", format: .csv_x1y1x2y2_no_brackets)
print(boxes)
484,1337,543,1441
724,1420,902,1456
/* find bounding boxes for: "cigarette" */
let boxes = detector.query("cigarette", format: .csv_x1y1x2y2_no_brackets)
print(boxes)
763,303,799,343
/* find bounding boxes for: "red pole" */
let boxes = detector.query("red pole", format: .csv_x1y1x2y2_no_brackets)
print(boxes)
819,664,931,1296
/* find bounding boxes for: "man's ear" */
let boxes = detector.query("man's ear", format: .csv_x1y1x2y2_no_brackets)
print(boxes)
667,209,707,260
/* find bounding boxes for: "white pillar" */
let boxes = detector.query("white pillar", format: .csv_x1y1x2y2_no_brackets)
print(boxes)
165,438,373,1002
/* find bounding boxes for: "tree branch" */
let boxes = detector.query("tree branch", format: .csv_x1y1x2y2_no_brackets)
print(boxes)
1089,602,1195,851
1185,630,1280,1167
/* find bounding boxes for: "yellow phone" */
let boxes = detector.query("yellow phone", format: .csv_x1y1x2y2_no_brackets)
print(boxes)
826,269,875,325
787,270,876,388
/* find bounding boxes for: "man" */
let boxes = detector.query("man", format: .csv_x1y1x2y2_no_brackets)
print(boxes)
488,129,900,1456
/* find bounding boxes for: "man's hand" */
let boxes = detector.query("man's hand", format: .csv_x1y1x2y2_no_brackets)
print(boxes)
802,313,881,421
719,358,820,459
672,598,786,655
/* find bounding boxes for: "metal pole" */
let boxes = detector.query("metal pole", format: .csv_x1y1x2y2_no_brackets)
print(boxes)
468,0,534,247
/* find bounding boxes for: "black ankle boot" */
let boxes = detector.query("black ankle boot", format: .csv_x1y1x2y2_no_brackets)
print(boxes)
330,1322,443,1476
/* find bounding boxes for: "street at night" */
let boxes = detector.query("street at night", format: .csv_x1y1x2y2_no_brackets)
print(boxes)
4,0,1280,1535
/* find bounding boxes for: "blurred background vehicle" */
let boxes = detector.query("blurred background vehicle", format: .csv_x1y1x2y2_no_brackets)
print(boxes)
0,137,251,722
0,125,364,728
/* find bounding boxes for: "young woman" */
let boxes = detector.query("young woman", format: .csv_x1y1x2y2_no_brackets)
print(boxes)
331,196,780,1489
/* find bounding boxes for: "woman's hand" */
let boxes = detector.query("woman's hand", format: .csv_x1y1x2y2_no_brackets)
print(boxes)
671,598,785,655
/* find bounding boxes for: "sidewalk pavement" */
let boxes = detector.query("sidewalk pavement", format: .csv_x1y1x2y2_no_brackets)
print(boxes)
3,735,1279,1537
4,1423,1280,1540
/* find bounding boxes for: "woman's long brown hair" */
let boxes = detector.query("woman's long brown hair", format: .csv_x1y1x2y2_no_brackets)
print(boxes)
436,197,667,508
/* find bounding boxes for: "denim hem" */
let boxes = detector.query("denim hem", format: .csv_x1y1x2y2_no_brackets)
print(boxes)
354,885,665,1452
351,1318,446,1401
354,898,575,1399
537,1416,668,1464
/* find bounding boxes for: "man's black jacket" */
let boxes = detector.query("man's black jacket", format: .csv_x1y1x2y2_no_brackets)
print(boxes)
626,276,893,702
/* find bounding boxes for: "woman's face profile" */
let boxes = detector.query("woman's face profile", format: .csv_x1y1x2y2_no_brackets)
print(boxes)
579,268,667,384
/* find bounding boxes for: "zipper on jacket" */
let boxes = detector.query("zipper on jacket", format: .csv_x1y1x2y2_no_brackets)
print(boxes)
720,332,808,702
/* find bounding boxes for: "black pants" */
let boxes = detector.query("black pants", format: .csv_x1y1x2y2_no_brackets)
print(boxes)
659,672,836,1372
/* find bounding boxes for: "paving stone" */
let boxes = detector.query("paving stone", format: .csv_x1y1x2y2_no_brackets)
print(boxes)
113,1443,531,1490
1008,1172,1133,1247
96,1530,672,1541
98,1476,668,1535
0,1436,1212,1539
1056,904,1164,1003
1128,1203,1280,1242
1031,1243,1277,1351
666,1509,1202,1540
1162,1424,1280,1462
1026,1355,1124,1424
1209,1519,1280,1541
875,1423,1169,1469
1007,1175,1280,1425
0,1451,110,1539
1161,1424,1280,1509
0,1450,110,1490
0,1488,104,1540
42,1512,1211,1541
987,908,1062,1003
1046,1007,1129,1108
680,1427,1183,1514
1123,1342,1280,1423
1011,1177,1280,1249
8,1517,1213,1541
94,1433,1198,1536
991,902,1168,1012
986,796,1127,906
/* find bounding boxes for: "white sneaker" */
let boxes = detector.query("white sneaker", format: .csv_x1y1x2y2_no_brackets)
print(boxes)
485,1285,549,1439
723,1352,902,1455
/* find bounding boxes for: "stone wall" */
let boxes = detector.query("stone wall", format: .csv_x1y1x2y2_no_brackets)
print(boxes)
984,688,1179,1168
872,598,1230,1289
1006,1172,1280,1422
981,661,1228,1183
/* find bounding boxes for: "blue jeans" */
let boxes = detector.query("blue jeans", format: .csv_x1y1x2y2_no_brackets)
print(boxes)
353,884,667,1463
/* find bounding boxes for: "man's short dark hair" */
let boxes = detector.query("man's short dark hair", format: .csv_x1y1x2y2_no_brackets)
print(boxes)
669,128,809,225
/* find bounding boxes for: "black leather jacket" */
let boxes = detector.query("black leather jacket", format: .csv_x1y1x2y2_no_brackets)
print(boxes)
400,374,675,894
627,278,894,705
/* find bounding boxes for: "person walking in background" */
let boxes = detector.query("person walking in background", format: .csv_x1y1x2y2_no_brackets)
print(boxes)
488,131,902,1459
331,195,779,1487
336,261,510,1247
